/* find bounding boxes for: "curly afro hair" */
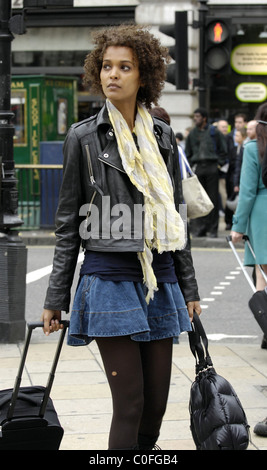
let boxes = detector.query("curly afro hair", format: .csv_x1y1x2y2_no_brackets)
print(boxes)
83,24,171,109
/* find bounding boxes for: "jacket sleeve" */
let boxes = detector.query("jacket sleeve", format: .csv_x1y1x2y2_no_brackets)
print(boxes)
185,131,193,164
231,142,259,234
43,126,83,312
216,129,228,166
170,130,200,303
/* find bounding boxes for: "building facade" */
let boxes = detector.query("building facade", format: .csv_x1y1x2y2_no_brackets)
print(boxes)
11,0,267,134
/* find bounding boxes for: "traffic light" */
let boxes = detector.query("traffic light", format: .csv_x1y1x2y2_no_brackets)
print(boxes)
159,11,188,90
204,17,232,74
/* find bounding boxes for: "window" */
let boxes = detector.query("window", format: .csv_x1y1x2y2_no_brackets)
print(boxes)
11,90,27,145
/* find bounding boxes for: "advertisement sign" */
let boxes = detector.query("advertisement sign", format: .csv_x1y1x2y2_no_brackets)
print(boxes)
236,82,267,102
231,44,267,75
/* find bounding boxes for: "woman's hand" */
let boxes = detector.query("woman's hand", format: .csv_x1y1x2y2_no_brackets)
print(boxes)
41,309,63,336
230,230,243,243
187,300,201,322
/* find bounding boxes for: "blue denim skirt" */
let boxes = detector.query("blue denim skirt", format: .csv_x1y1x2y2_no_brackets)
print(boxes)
67,275,192,346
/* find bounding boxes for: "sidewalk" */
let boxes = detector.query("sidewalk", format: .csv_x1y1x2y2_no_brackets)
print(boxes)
0,335,267,450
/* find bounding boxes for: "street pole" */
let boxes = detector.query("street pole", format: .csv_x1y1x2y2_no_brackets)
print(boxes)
0,0,27,343
198,0,209,108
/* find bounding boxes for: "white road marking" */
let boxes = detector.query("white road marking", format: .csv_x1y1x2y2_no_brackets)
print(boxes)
207,334,258,341
26,252,84,284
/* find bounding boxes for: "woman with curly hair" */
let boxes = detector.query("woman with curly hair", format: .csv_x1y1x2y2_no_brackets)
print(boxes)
41,24,201,450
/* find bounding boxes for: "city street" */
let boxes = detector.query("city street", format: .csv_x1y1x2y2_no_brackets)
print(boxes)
25,244,263,346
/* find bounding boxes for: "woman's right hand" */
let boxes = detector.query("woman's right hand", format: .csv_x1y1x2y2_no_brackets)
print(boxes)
230,230,243,244
41,309,62,336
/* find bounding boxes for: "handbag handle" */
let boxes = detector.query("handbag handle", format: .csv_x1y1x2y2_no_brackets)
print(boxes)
188,312,213,374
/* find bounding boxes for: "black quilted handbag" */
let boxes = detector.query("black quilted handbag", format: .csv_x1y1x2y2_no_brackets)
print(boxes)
188,313,250,450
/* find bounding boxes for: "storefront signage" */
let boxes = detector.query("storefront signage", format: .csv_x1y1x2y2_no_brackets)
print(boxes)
231,44,267,75
30,85,40,191
236,82,267,103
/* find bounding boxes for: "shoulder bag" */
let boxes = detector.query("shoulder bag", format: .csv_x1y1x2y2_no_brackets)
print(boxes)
179,148,214,219
188,312,250,450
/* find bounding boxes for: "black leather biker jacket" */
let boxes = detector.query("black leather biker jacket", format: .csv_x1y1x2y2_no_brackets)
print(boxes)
44,104,200,312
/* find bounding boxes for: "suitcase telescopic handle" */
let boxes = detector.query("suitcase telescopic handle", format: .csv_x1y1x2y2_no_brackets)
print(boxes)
27,320,69,330
226,235,257,292
7,321,69,421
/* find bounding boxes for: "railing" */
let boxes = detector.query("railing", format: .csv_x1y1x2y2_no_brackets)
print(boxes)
15,164,63,229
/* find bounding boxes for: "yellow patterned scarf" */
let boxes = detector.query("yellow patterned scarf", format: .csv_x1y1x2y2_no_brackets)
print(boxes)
106,99,186,302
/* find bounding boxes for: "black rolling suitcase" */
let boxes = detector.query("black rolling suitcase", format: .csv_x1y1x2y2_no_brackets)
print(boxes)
0,320,69,450
227,235,267,338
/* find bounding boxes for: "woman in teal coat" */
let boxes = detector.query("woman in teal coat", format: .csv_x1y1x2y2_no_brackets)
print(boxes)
231,102,267,291
231,103,267,439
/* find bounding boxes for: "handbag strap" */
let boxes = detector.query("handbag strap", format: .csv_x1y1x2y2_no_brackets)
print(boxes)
188,312,213,374
178,146,193,179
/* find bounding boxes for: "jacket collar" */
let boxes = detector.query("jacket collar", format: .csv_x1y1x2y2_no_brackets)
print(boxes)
96,103,111,128
96,103,167,137
96,104,170,169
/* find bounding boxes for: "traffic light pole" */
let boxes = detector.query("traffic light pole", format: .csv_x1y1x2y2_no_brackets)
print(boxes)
0,0,27,343
198,0,209,108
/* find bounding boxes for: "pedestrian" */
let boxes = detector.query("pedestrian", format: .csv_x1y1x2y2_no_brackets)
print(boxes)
41,24,201,451
233,127,247,194
253,118,267,438
217,119,229,136
175,132,185,150
228,113,247,148
225,113,248,228
217,119,230,217
230,102,267,292
185,107,227,237
149,105,170,125
245,120,257,142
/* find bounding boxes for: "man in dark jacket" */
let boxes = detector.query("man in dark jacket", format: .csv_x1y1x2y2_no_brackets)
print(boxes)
185,107,227,237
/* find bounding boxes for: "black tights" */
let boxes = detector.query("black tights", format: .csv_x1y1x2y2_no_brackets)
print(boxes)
96,336,173,449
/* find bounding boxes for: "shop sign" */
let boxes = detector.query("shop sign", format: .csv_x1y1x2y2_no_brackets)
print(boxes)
30,85,40,191
236,82,267,102
231,44,267,75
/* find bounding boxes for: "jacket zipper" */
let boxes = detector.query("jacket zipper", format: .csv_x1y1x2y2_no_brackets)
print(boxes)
99,158,126,173
85,144,104,196
85,144,96,184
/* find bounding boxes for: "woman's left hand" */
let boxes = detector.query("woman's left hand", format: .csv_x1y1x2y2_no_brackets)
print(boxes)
187,301,201,322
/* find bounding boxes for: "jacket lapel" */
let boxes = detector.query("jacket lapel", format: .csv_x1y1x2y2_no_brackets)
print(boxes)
95,104,171,173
